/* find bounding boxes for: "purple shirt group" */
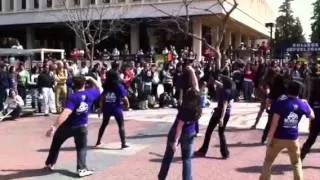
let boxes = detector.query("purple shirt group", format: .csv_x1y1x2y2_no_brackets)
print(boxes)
270,96,311,140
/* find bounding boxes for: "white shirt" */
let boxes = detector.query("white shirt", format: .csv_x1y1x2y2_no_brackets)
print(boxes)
4,95,24,110
80,67,89,75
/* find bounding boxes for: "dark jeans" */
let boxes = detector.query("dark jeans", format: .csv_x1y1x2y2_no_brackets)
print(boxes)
45,122,88,170
0,88,7,111
158,133,194,180
198,109,230,157
163,83,173,97
96,109,126,146
152,83,159,100
261,113,273,143
301,119,320,160
243,81,253,102
10,106,22,120
17,85,27,103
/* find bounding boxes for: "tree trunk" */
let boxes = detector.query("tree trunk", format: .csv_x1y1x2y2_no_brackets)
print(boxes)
215,48,222,70
90,46,95,67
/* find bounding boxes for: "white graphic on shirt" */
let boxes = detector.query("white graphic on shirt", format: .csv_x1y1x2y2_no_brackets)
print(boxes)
283,111,299,128
76,102,89,114
105,92,117,103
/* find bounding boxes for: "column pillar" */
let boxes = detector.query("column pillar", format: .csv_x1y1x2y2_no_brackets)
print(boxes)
224,30,232,49
234,32,242,49
251,37,257,48
14,0,21,11
26,27,35,49
2,0,8,11
243,35,250,48
39,0,47,9
130,24,140,54
26,0,34,10
192,18,202,61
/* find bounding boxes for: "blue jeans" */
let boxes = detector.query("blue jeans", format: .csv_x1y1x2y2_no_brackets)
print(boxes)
158,133,194,180
243,80,253,101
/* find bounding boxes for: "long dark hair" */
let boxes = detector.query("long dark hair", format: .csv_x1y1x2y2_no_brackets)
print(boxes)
179,88,202,122
103,70,119,91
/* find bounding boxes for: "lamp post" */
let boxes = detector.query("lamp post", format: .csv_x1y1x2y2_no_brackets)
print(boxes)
265,22,275,59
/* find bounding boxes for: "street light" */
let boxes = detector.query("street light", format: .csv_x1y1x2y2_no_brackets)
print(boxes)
265,22,275,59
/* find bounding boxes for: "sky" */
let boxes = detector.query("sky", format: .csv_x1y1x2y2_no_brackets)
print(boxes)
268,0,316,41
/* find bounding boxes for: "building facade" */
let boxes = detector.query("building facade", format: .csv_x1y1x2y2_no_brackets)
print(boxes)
0,0,274,59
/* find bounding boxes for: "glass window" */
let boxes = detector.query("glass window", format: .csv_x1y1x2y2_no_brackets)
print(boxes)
22,0,26,9
0,0,2,12
47,0,52,8
34,0,39,9
91,0,96,4
103,0,110,3
74,0,80,5
9,0,14,10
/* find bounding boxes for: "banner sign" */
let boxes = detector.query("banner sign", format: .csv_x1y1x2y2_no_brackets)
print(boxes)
287,43,320,52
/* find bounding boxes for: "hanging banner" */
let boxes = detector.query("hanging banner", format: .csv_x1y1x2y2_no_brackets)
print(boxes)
286,43,320,52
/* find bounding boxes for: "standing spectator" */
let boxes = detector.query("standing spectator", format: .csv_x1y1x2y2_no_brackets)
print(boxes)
0,64,12,112
17,63,30,103
161,63,174,97
38,64,56,116
80,62,89,76
8,66,17,92
243,64,255,102
140,63,153,109
30,66,40,111
3,89,24,120
151,64,160,103
173,63,184,102
54,61,68,113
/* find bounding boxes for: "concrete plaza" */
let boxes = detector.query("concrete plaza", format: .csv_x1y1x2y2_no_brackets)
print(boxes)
0,102,319,180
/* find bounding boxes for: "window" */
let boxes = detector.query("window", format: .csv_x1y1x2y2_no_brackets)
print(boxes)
34,0,39,9
103,0,110,3
22,0,26,9
9,0,14,10
74,0,80,6
0,0,2,12
47,0,52,8
90,0,96,4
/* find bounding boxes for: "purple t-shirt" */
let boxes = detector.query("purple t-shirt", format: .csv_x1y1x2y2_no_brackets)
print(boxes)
102,83,127,113
65,88,101,127
169,112,196,138
271,96,311,140
217,88,233,114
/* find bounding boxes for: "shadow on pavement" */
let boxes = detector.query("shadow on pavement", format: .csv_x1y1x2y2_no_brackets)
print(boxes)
37,145,100,152
0,168,78,179
237,164,320,175
148,152,182,163
127,133,168,140
214,142,265,148
282,148,320,154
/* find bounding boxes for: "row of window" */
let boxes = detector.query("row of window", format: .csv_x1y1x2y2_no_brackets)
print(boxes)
0,0,113,12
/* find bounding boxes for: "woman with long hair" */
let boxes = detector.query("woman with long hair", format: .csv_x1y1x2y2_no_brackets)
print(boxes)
3,89,24,120
158,88,202,180
194,75,235,159
95,70,130,148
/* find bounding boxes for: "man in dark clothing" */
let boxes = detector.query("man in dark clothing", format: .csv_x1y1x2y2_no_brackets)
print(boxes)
0,64,12,111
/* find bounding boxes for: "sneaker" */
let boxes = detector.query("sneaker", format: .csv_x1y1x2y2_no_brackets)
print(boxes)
78,169,94,177
44,114,50,117
95,142,104,148
121,144,129,149
44,164,54,171
193,151,206,157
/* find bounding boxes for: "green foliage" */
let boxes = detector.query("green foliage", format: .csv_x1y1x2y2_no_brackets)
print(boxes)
274,0,305,56
311,0,320,42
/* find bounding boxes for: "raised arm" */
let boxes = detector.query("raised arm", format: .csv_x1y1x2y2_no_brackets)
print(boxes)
85,76,103,93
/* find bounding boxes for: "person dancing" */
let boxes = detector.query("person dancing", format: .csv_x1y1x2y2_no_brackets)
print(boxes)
95,70,130,149
158,88,202,180
194,75,234,159
44,76,102,177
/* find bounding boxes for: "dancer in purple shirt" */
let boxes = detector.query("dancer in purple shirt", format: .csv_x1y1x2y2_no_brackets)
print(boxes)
96,70,130,149
158,88,202,180
44,76,102,177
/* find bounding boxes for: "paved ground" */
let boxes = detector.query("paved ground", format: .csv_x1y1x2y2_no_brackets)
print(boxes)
0,103,320,180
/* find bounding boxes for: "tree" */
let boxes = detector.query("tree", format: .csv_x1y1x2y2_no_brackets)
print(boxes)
151,0,238,69
311,0,320,42
58,0,127,65
274,0,305,57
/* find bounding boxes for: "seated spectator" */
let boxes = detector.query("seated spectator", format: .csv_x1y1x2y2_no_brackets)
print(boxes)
3,89,24,120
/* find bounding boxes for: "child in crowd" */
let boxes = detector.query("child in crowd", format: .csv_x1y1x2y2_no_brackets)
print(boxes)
158,88,202,180
200,81,210,108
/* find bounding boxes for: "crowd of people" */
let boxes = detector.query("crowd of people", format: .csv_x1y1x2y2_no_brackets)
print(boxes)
1,42,320,179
